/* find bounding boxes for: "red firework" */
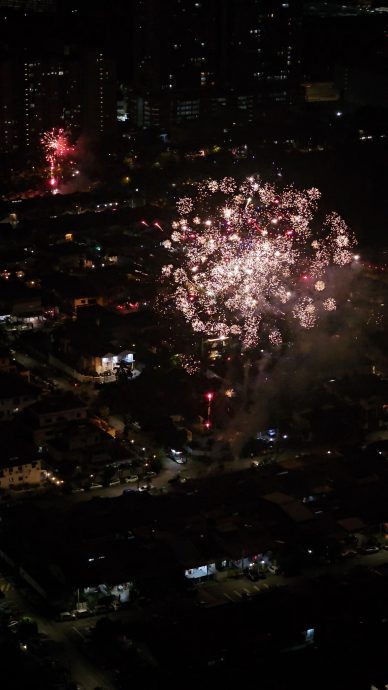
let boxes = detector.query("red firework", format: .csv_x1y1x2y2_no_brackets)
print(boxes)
41,128,73,191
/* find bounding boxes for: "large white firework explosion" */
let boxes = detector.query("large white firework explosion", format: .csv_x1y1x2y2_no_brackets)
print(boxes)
162,176,357,350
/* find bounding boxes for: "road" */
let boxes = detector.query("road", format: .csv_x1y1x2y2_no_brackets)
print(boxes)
32,448,293,508
12,347,313,489
0,570,116,690
63,455,182,504
196,548,388,607
2,546,388,689
13,349,80,394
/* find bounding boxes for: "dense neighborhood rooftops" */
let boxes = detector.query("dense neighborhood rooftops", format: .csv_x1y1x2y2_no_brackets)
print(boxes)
45,274,100,299
4,448,388,591
28,393,86,416
55,320,134,358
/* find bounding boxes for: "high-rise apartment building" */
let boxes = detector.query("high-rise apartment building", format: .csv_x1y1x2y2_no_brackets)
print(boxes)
22,57,73,149
82,53,117,139
131,0,301,130
0,60,21,152
228,0,301,105
0,0,56,11
0,50,116,153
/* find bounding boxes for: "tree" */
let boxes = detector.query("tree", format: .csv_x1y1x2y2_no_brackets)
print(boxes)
148,455,164,475
151,417,187,449
102,465,116,487
17,617,38,642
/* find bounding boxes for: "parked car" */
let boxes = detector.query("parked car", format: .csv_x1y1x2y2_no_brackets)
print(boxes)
360,545,380,555
57,611,76,622
75,609,90,619
267,564,279,574
168,449,186,464
340,549,358,559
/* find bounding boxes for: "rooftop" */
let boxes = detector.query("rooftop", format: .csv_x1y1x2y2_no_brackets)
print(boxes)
28,392,87,417
4,449,388,589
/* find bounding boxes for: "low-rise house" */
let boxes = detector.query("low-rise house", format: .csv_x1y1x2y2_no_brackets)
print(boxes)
46,420,111,464
47,275,105,315
0,454,44,491
0,282,44,329
0,432,45,491
22,393,88,444
52,319,135,378
43,242,87,272
90,348,134,376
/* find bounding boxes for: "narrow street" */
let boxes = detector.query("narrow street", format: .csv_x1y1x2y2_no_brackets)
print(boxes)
1,547,388,689
196,549,388,607
1,572,116,690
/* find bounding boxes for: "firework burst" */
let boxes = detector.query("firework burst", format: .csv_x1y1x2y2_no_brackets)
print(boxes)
162,175,357,351
41,128,74,192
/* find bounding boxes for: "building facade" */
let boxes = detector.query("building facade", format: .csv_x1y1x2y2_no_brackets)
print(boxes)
0,456,43,490
0,50,117,153
130,0,302,130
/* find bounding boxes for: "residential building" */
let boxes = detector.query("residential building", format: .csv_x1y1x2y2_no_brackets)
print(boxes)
0,49,117,153
82,52,117,140
23,393,88,444
0,59,21,153
0,0,56,10
48,276,106,315
0,455,44,491
52,317,135,378
46,420,111,464
130,0,302,130
0,282,45,329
